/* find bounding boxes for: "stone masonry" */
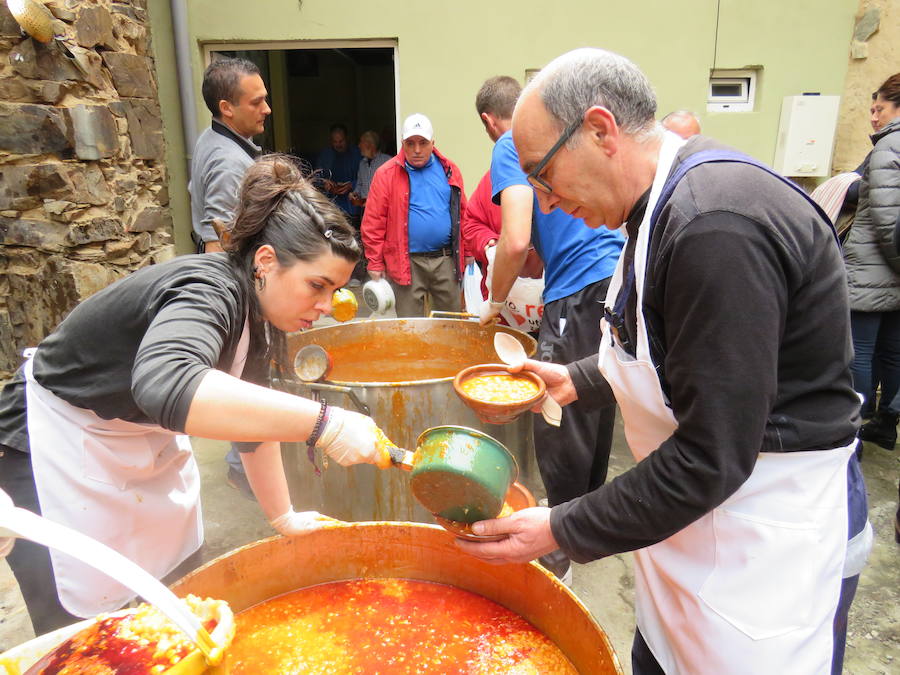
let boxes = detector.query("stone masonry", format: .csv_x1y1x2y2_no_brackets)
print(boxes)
0,0,174,378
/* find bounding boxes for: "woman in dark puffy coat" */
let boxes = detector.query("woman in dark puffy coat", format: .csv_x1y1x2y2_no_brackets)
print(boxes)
844,73,900,453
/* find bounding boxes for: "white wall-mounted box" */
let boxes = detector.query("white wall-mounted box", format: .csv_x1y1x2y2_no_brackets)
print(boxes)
773,95,841,177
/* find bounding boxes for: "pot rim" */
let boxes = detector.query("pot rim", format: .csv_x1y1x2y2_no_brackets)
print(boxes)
288,319,537,387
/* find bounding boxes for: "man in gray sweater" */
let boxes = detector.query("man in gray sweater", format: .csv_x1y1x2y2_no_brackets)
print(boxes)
189,57,270,253
188,57,270,495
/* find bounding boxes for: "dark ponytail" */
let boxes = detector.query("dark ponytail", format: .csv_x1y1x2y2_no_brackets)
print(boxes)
225,154,361,377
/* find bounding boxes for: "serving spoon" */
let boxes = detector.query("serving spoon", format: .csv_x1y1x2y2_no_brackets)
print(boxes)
0,497,226,665
493,333,562,427
293,344,332,382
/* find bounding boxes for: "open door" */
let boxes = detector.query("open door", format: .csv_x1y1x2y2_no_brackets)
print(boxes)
208,42,398,165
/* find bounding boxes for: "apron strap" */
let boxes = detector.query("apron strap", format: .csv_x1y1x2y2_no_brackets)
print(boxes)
649,149,839,244
606,149,839,351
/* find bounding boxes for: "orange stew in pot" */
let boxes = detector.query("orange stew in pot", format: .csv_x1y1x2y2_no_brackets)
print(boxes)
30,596,222,675
460,373,540,403
228,578,577,674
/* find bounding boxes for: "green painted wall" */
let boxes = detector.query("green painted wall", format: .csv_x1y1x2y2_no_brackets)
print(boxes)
150,0,857,247
146,0,192,254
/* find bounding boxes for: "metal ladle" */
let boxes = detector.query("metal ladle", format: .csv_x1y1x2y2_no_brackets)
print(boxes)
293,344,332,382
493,332,562,426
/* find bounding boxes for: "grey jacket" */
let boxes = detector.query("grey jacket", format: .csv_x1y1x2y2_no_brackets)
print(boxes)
843,117,900,312
189,120,260,244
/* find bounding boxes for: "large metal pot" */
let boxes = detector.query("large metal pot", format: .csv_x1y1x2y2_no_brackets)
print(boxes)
169,523,623,674
279,318,537,523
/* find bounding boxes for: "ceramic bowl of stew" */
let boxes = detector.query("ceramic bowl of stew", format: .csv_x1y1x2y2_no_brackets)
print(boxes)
453,364,546,425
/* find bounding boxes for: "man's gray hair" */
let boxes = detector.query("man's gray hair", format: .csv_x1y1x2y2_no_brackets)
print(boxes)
527,48,657,137
360,130,380,148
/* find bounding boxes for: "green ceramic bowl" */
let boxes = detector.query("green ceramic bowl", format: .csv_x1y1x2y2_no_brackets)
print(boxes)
409,425,518,523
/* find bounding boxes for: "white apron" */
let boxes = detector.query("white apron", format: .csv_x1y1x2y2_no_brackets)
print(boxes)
25,319,250,617
598,132,854,674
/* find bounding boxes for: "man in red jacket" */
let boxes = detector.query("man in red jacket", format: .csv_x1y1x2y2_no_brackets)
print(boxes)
361,113,467,317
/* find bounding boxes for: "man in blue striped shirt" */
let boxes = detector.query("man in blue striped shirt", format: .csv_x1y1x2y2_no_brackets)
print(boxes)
348,131,391,284
351,131,391,208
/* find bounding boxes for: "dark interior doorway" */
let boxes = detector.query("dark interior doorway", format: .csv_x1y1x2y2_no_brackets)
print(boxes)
211,46,397,167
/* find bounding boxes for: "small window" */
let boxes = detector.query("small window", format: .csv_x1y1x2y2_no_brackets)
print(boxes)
707,69,757,112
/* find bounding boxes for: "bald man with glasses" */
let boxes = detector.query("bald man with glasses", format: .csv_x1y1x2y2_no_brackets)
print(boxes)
460,48,870,675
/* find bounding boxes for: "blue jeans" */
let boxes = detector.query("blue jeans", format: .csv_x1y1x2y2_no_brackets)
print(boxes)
850,309,900,413
226,443,244,472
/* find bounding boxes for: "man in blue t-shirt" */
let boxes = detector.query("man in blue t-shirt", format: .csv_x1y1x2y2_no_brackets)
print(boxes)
476,77,624,583
362,114,468,317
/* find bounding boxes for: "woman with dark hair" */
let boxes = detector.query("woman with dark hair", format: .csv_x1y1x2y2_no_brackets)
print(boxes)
0,155,389,635
844,73,900,450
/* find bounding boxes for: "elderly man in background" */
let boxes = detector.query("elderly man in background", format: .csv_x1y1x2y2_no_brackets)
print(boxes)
362,114,467,317
660,109,701,139
189,57,269,254
346,130,392,284
459,48,870,675
351,130,392,210
472,75,624,584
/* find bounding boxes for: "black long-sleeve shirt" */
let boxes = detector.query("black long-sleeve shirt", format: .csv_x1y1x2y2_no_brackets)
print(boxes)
0,254,269,453
551,137,860,563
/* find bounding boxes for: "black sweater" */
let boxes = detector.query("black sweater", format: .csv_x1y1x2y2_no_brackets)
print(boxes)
552,137,860,563
0,254,270,453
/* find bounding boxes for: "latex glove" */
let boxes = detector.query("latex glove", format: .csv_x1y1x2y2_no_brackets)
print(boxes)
317,407,391,468
0,489,15,558
270,507,340,536
479,298,505,326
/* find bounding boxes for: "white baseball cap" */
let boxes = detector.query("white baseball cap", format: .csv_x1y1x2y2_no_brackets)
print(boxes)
401,113,434,141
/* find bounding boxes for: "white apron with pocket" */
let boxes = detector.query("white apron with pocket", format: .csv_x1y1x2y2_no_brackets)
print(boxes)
24,319,250,617
598,132,854,674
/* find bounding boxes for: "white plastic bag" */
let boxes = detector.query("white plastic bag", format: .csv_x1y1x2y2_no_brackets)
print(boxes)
485,247,544,332
463,261,484,316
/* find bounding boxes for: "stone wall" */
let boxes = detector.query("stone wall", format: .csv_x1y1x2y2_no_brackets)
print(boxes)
832,0,900,172
0,0,174,378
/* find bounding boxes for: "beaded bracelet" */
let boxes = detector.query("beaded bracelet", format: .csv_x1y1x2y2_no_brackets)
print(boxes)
305,400,329,477
306,400,329,448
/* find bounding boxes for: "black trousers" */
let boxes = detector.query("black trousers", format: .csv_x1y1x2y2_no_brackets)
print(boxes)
534,279,616,575
0,444,204,636
0,445,80,635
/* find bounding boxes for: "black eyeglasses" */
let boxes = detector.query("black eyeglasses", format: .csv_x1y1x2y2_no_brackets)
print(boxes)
526,118,582,194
